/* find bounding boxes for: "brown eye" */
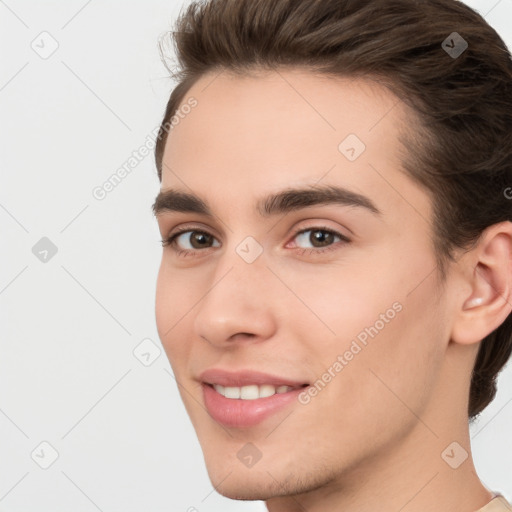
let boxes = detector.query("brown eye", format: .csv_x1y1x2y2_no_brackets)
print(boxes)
187,232,215,249
161,225,350,258
292,228,349,251
309,230,336,247
163,230,220,250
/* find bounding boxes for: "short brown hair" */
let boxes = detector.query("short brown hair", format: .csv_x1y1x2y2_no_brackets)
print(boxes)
154,0,512,420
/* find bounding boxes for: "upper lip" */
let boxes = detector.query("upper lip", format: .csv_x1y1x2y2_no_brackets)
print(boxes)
199,368,309,388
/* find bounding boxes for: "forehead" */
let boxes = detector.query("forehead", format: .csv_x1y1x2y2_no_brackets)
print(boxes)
168,69,404,152
160,68,430,223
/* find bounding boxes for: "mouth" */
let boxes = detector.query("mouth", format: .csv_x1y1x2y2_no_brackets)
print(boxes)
206,382,308,400
199,369,310,428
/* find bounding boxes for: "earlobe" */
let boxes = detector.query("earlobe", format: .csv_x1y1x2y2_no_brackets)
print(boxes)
451,222,512,346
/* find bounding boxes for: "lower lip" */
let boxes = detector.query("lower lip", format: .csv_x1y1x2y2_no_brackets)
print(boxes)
202,383,305,428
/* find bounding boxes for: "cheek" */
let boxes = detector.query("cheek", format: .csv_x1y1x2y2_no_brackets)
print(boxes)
291,245,445,423
154,263,173,344
322,275,445,439
155,260,196,365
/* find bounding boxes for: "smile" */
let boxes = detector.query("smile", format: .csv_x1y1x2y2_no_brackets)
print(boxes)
199,369,310,428
211,383,304,400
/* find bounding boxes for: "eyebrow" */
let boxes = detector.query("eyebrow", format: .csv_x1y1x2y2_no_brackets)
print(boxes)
152,184,381,218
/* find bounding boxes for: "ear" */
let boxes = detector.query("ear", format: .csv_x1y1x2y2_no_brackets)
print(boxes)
451,221,512,346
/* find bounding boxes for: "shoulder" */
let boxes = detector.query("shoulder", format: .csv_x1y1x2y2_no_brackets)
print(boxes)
477,495,512,512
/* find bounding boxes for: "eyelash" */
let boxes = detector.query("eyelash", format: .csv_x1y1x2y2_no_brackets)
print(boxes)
160,225,351,258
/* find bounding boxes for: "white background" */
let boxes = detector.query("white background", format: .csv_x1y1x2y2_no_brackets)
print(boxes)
1,1,511,510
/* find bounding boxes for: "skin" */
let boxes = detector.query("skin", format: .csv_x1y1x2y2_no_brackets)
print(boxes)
153,68,512,511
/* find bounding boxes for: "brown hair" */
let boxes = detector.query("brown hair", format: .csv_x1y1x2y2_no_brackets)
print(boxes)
154,0,512,420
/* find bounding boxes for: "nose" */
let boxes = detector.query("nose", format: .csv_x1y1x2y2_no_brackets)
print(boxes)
193,254,278,348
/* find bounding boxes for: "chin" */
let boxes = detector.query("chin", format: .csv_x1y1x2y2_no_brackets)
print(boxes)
201,452,333,502
204,466,291,501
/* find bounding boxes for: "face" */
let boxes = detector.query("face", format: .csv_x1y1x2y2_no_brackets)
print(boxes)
154,69,452,500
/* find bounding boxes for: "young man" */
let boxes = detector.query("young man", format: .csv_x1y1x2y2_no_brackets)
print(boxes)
151,0,512,510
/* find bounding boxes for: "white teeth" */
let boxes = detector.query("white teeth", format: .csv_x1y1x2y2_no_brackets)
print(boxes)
240,385,259,400
212,383,295,399
259,384,276,398
224,386,241,399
